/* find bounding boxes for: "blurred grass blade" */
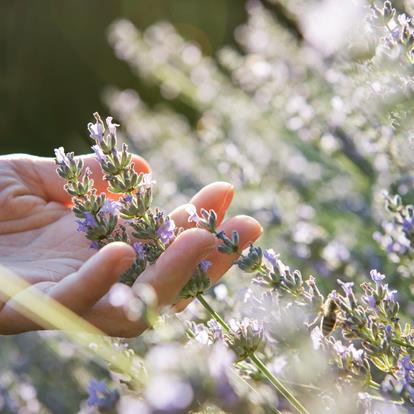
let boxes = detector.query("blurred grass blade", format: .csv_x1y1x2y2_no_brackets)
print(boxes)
0,265,143,385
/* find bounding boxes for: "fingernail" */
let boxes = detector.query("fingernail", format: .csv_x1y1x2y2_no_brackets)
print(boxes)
220,184,235,212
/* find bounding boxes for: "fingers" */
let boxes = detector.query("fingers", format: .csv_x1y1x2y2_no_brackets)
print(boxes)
169,182,234,230
174,215,262,312
49,242,136,314
137,228,217,306
83,228,217,337
33,154,150,204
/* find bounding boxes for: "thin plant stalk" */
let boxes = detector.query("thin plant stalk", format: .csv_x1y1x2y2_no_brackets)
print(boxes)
196,293,310,414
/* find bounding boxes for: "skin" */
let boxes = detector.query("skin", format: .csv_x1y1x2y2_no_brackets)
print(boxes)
0,154,262,337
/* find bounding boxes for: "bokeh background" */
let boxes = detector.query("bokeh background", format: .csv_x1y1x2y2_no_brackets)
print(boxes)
2,1,414,412
1,0,247,156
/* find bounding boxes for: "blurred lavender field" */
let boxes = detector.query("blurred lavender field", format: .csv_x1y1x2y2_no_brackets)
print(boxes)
3,0,414,413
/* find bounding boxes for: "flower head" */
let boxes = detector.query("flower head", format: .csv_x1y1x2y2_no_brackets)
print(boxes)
263,248,278,268
87,379,119,410
185,204,200,224
100,199,119,216
133,242,146,259
54,147,69,165
88,121,104,142
337,279,354,296
199,260,212,273
106,116,119,136
156,218,176,244
92,144,106,163
370,269,386,285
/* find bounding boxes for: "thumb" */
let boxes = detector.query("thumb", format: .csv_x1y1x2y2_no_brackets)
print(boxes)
51,242,136,314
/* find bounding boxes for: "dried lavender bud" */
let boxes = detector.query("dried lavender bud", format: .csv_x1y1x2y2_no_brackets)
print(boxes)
178,260,212,300
225,318,264,362
216,230,240,254
236,245,263,273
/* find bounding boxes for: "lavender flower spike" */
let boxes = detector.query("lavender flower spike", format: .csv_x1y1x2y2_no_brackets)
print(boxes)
88,120,104,142
156,218,176,244
337,279,354,296
200,260,212,273
263,248,278,268
92,144,106,163
106,116,119,136
370,269,386,285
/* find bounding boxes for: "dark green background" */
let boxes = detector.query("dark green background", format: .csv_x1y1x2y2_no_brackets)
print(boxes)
1,1,246,156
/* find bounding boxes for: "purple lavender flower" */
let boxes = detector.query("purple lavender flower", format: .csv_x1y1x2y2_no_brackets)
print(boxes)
92,145,106,163
337,279,354,296
90,241,100,250
384,285,398,302
141,173,156,189
185,204,200,224
76,219,88,233
402,216,414,234
363,294,376,308
370,269,386,285
76,212,97,234
106,116,119,136
100,199,120,216
385,325,392,336
87,379,119,410
263,248,278,268
54,147,69,165
133,241,146,259
156,218,176,244
84,212,98,227
207,319,223,340
88,121,104,142
200,260,212,273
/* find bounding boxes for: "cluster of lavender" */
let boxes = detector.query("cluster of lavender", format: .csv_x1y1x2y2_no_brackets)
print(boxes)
56,114,318,414
43,1,414,413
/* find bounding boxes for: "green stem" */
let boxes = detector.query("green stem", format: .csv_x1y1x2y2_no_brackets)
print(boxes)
197,294,230,333
196,293,309,414
392,338,414,351
250,353,309,414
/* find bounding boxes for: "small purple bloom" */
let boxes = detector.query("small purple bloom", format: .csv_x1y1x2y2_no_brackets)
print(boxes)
84,212,98,228
141,173,156,189
370,269,386,285
92,145,106,163
385,325,392,336
199,260,212,273
54,147,68,165
263,248,278,268
402,216,414,233
76,219,88,233
384,285,398,302
88,121,104,142
156,218,176,244
87,379,119,410
124,194,133,203
337,279,354,296
106,116,119,136
100,199,119,216
133,242,146,259
363,294,376,308
207,319,223,340
90,241,100,250
185,204,200,224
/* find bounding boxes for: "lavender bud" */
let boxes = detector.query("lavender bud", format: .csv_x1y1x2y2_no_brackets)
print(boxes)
225,318,264,361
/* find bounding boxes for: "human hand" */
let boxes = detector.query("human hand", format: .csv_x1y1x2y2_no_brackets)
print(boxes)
0,154,262,336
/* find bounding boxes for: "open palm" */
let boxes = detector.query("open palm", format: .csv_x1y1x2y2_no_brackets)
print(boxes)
0,154,261,336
